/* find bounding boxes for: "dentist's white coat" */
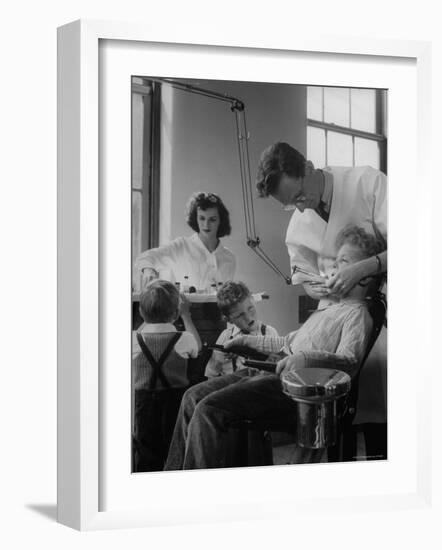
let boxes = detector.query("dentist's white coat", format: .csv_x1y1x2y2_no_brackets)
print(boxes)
286,165,388,424
286,165,387,283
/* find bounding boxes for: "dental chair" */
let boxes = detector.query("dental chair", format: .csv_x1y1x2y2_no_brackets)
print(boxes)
326,290,387,462
233,290,387,466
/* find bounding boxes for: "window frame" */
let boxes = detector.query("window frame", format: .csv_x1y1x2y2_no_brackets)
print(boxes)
307,87,387,174
131,79,162,253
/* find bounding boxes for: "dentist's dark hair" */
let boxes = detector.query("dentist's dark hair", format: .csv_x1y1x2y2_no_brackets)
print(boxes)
256,142,306,197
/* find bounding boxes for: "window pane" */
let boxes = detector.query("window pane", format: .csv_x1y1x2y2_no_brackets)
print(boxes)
132,191,142,262
351,89,376,133
324,87,350,127
327,131,353,166
307,86,323,121
307,126,326,168
354,138,380,169
132,93,145,190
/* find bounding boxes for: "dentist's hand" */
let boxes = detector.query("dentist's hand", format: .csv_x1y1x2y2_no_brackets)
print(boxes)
298,272,330,300
326,263,365,297
302,281,331,300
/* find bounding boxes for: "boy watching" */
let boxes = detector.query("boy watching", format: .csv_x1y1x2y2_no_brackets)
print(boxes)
132,280,201,472
132,279,201,370
205,281,279,377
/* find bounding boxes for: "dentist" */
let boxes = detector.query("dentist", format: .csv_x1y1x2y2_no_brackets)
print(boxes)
255,142,387,300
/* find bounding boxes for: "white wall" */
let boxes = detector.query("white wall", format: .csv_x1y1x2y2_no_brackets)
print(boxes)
159,79,307,334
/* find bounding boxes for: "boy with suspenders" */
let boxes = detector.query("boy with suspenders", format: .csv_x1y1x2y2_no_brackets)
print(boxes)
132,280,201,472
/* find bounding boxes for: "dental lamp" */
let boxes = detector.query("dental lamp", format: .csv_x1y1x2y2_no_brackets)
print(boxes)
146,77,292,285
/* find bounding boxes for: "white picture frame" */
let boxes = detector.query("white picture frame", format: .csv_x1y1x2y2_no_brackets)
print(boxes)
57,19,433,531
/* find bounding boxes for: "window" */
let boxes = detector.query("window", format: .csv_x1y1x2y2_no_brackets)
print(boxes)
131,78,161,262
307,86,387,174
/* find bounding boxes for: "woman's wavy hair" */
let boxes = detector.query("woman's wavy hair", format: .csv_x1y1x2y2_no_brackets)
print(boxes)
256,142,306,197
186,192,231,238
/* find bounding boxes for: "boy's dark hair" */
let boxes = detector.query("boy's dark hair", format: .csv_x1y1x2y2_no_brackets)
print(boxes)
186,192,231,237
336,225,386,258
139,279,180,323
255,142,306,197
216,281,251,317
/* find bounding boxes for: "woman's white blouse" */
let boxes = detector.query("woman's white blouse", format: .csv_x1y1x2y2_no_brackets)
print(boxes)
134,233,236,292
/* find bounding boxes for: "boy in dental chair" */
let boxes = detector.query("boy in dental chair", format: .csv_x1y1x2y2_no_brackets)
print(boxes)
164,225,385,470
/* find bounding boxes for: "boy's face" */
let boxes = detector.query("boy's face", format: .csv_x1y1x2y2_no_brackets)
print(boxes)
334,242,367,298
335,243,365,269
227,296,258,333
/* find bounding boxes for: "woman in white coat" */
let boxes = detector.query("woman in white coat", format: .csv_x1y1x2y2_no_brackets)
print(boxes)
134,192,236,293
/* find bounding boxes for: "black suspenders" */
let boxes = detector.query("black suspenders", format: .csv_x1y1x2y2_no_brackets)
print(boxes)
136,332,181,390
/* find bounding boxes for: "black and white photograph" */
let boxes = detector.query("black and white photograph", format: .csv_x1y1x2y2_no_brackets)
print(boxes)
5,0,439,542
130,77,388,473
